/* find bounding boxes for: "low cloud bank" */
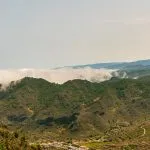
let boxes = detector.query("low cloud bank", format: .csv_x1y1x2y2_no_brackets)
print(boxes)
0,67,118,89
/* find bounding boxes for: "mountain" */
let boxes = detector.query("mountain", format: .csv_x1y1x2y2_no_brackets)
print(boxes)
73,59,150,70
0,63,150,149
0,76,150,144
73,59,150,80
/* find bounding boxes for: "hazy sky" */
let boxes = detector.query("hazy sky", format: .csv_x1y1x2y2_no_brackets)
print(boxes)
1,0,150,68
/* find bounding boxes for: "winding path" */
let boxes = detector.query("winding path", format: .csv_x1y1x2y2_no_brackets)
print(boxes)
140,126,146,136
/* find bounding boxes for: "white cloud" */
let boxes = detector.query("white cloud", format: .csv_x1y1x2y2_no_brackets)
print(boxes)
0,67,116,89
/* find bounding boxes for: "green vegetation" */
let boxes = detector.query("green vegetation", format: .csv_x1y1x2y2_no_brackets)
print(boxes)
0,76,150,149
0,123,41,150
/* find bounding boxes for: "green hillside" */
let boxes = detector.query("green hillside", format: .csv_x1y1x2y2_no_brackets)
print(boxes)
0,77,150,149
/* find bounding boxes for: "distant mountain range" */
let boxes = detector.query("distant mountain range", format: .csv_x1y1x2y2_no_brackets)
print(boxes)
73,59,150,70
1,59,150,89
73,59,150,79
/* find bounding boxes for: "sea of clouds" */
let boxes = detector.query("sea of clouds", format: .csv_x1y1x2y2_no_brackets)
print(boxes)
0,67,119,89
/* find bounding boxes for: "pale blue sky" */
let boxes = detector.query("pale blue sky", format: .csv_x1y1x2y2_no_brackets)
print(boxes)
0,0,150,68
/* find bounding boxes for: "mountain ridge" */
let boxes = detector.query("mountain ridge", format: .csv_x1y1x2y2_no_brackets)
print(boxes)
72,59,150,69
